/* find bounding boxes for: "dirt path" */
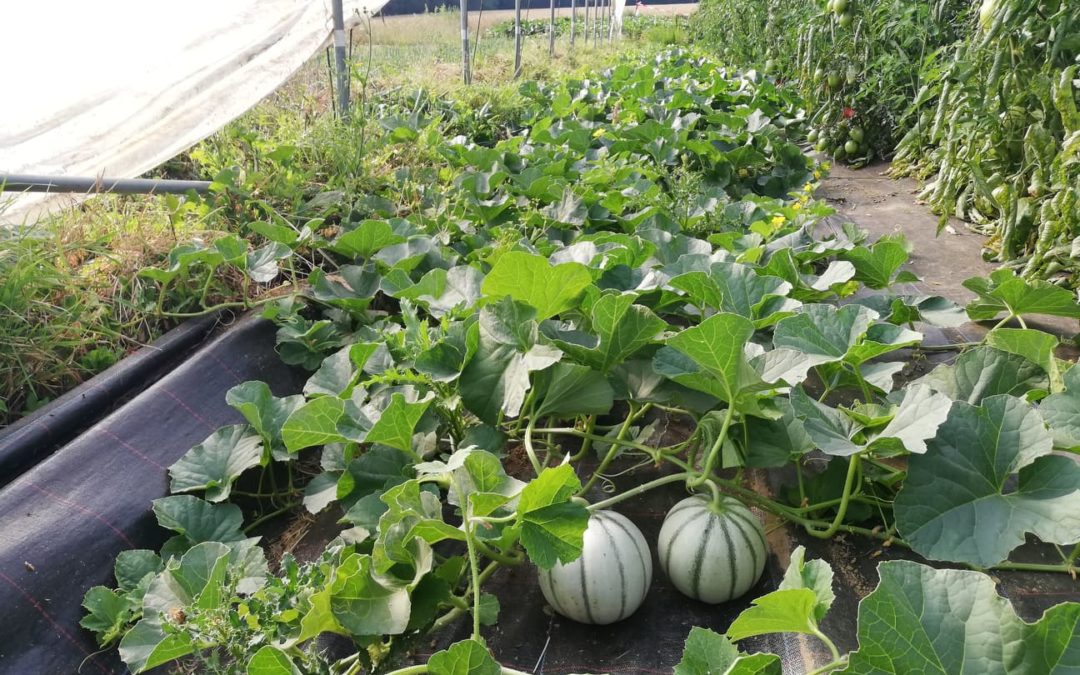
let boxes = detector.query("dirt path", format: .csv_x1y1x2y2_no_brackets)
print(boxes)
819,161,1079,344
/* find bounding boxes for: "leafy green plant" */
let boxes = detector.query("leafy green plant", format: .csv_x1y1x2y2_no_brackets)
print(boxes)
84,49,1080,675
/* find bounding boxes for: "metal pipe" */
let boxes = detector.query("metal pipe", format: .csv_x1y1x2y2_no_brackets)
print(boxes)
0,174,210,195
332,0,350,118
460,0,471,84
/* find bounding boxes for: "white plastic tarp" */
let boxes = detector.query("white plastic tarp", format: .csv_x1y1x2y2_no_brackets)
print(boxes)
0,0,388,225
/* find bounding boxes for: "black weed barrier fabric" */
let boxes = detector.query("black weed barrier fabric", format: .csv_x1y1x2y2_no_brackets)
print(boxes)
0,314,305,675
0,314,221,487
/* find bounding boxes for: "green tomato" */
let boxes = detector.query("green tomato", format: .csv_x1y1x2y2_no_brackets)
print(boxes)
846,65,859,84
816,139,829,152
844,140,860,155
827,0,836,12
849,126,864,142
827,73,842,88
839,11,854,27
814,67,826,81
834,0,849,12
807,129,820,142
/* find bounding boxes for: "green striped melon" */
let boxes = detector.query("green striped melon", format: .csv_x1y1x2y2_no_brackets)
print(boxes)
658,494,767,604
537,510,652,625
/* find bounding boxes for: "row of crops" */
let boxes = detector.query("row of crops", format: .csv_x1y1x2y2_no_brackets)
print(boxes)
81,50,1080,673
694,0,1080,286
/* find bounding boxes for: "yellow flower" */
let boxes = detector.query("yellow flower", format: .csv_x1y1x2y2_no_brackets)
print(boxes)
771,215,786,227
802,182,814,193
792,202,803,211
593,127,607,138
813,170,822,180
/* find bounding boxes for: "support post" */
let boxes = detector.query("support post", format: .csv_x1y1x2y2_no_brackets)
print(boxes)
332,0,349,118
548,0,556,57
514,0,523,76
570,0,576,46
460,0,471,84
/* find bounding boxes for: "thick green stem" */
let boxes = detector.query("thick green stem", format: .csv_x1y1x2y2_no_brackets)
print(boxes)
243,502,298,534
689,405,735,488
473,539,523,566
810,624,841,661
523,417,544,476
577,404,637,497
806,657,848,675
804,453,861,539
587,472,693,511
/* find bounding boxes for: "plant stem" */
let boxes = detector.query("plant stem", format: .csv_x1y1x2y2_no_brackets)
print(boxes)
805,454,861,539
577,404,637,496
810,624,841,661
243,501,298,533
523,416,544,476
587,472,693,511
473,539,523,566
806,657,848,675
689,405,735,487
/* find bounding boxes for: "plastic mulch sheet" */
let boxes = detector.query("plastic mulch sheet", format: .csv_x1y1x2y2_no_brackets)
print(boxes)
0,314,305,674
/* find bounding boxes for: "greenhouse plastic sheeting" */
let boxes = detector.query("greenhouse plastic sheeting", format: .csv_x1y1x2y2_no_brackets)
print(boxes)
0,314,306,674
0,0,388,226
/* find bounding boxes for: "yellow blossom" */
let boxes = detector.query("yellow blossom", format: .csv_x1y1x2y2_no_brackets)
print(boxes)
771,215,786,227
792,202,803,211
593,127,607,138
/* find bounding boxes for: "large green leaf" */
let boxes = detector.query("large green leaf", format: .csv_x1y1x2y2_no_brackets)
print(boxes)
789,386,861,456
920,346,1048,404
247,646,301,675
675,627,781,675
459,299,562,424
118,619,193,673
670,262,798,327
838,238,918,289
779,545,834,621
545,293,668,373
168,425,263,502
365,392,434,453
963,269,1080,321
839,561,1080,674
481,251,593,320
655,312,756,403
330,219,406,259
427,638,501,675
773,303,877,365
726,589,819,641
1040,366,1080,450
282,396,346,453
895,395,1080,567
225,381,304,457
986,328,1063,393
517,464,589,569
329,552,411,636
151,496,246,545
532,363,614,419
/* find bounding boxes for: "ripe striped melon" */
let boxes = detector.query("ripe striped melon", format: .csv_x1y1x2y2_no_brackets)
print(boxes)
658,494,767,604
537,510,652,625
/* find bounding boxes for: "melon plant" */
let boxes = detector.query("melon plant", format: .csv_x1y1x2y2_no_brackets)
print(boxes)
537,510,652,625
658,494,767,604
